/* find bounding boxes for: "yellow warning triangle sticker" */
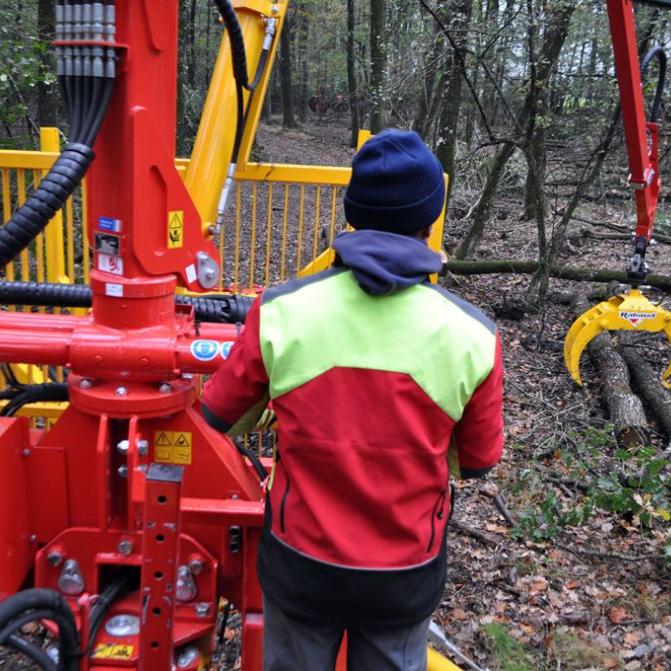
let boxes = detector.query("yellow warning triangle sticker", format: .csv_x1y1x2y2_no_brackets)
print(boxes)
174,433,190,447
155,432,172,447
169,212,182,229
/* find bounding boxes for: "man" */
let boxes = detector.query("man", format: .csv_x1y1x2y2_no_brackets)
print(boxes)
201,129,504,671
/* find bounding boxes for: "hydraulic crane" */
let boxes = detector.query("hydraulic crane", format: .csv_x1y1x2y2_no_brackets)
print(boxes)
565,0,671,385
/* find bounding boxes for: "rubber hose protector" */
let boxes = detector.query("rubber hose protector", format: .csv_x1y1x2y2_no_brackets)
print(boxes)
0,281,255,324
214,0,249,87
0,143,94,268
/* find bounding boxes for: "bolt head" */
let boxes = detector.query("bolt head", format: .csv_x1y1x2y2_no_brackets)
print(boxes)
188,558,204,575
115,386,128,397
79,378,93,389
116,439,130,453
136,439,149,455
47,550,64,567
194,602,210,618
118,539,133,556
21,448,31,457
29,534,37,543
158,383,172,394
117,465,128,478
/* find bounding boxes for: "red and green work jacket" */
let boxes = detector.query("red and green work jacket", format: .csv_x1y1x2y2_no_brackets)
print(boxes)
202,230,504,626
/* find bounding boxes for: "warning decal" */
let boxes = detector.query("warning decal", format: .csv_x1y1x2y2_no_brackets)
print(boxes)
92,644,134,660
154,430,192,465
168,210,184,249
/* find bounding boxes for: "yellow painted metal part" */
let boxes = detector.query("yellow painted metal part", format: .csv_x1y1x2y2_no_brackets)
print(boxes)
185,0,287,230
427,647,462,671
564,288,671,387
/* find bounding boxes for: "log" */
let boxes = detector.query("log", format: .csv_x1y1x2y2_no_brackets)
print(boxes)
444,259,671,292
619,333,671,438
573,298,648,448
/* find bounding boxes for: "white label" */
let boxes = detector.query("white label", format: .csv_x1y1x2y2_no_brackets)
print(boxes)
619,310,656,327
98,253,124,276
105,283,124,297
191,340,220,362
220,341,234,359
185,264,197,284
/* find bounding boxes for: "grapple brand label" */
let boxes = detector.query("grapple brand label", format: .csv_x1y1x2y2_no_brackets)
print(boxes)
97,253,123,276
98,216,122,233
92,644,134,660
619,310,655,327
168,210,184,249
220,341,234,359
154,431,192,465
191,339,219,361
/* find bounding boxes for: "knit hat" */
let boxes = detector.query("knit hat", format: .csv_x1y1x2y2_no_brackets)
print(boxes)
344,129,445,234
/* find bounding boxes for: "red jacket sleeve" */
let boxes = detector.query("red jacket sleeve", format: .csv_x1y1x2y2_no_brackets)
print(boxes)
201,297,270,432
452,332,504,478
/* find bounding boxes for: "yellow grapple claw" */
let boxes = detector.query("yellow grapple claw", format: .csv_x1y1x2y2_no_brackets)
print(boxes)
564,288,671,387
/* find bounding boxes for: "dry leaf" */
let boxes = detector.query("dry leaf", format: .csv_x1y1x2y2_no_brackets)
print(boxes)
608,606,629,624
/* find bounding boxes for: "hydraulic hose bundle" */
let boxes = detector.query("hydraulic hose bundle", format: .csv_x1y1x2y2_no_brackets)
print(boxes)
0,1,116,269
0,588,79,671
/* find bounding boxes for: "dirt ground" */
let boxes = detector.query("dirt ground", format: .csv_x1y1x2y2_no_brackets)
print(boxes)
247,120,671,671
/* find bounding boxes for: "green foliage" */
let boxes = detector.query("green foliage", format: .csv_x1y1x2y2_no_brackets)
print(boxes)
511,427,671,560
480,624,535,671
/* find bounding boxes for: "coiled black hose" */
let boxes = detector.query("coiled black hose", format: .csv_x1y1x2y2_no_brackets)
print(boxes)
0,280,254,324
0,144,94,267
0,589,79,671
641,45,667,123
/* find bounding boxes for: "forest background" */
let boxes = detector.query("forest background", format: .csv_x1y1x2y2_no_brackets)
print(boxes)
2,1,671,669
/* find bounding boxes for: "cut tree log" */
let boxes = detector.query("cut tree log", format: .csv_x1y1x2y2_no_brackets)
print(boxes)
573,297,648,448
619,333,671,438
444,259,671,291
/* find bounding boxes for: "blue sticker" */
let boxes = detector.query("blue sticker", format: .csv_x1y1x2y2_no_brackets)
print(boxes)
99,216,122,233
190,340,220,362
220,341,234,360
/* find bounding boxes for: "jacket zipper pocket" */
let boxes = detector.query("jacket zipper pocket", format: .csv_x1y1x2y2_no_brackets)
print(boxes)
279,475,291,533
426,489,447,553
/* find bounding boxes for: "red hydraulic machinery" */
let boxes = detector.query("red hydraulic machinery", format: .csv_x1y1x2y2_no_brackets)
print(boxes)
0,1,282,669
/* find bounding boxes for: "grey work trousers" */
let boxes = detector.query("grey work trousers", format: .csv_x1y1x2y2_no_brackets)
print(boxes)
262,597,430,671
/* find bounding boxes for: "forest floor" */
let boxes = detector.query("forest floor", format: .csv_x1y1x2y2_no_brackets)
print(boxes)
241,119,671,671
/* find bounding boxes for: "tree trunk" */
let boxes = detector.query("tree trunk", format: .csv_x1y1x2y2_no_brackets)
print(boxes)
297,5,310,122
346,0,360,147
279,12,297,129
455,141,515,259
37,0,59,127
435,0,474,201
369,0,386,133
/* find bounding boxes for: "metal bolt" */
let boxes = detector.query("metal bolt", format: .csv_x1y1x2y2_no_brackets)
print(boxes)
271,5,279,13
47,550,64,567
118,539,133,556
115,386,128,396
182,373,194,380
188,558,204,575
205,270,216,281
21,448,31,457
194,602,210,618
116,440,130,454
158,383,172,394
29,534,37,543
137,439,149,456
79,378,93,389
117,465,128,478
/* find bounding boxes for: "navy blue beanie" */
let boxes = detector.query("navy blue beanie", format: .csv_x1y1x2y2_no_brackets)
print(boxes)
344,129,445,234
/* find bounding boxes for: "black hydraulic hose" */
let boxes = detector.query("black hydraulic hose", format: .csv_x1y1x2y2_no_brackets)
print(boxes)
85,575,133,657
5,634,58,671
213,0,249,87
0,383,69,417
0,281,255,323
0,589,79,671
0,143,95,268
84,80,115,147
641,45,667,123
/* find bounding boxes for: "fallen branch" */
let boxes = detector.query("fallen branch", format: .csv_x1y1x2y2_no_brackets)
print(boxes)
579,228,671,244
449,519,498,547
444,259,671,291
